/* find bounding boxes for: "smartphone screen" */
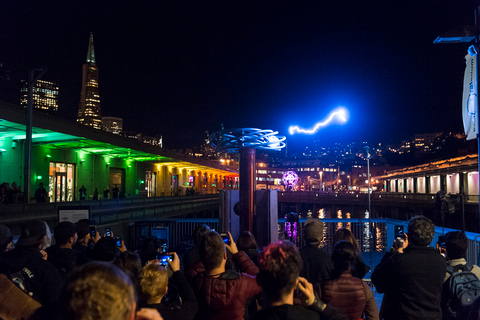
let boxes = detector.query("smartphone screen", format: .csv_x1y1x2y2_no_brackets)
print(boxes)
394,225,404,239
158,254,172,267
220,233,229,244
105,228,111,237
115,237,122,247
89,226,96,239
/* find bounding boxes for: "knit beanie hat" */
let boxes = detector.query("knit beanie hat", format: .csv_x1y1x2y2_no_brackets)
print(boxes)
304,219,324,245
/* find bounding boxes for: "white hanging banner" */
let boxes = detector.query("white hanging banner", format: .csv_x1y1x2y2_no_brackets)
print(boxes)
462,52,478,140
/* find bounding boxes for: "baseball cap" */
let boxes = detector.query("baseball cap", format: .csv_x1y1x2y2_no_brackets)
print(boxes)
16,220,47,247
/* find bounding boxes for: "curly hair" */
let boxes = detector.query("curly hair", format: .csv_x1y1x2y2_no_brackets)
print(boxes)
257,241,302,302
408,215,435,246
139,263,168,304
445,231,468,260
58,262,135,320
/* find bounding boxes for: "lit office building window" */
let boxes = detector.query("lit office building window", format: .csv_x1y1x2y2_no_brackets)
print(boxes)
20,80,59,114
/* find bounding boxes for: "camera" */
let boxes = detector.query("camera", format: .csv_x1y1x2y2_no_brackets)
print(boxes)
220,233,230,245
115,237,122,248
105,227,111,237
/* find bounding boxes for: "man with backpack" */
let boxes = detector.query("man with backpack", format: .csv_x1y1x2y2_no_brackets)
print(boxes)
441,231,480,319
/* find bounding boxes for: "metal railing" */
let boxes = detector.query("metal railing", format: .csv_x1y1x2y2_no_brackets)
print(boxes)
136,217,480,266
278,191,479,203
278,218,388,253
131,218,220,251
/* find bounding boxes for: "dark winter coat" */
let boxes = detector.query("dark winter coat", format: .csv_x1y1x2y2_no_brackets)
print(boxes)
189,251,261,320
321,270,378,320
0,246,62,305
371,245,446,320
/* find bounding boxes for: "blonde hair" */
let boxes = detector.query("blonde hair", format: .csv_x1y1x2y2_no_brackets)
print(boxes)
60,262,135,320
140,263,168,304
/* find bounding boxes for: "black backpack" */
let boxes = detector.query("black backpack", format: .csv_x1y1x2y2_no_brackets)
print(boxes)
444,264,480,319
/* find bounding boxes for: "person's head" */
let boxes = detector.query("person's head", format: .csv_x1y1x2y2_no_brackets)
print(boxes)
139,262,169,304
16,220,47,249
54,222,78,247
0,224,13,252
331,240,357,275
304,219,324,246
139,237,160,266
115,251,142,283
333,228,359,252
199,231,226,271
445,231,468,260
58,262,135,320
193,224,211,247
92,237,119,262
408,215,435,246
237,231,258,251
257,241,302,303
75,220,91,246
39,183,44,188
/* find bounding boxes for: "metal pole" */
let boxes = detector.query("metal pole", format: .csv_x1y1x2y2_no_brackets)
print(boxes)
239,147,256,233
23,70,34,204
366,146,373,270
23,69,46,204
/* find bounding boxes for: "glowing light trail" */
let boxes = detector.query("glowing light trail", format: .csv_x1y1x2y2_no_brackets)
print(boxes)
288,107,348,135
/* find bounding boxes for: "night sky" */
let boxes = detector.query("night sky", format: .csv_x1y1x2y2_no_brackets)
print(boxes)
0,1,476,149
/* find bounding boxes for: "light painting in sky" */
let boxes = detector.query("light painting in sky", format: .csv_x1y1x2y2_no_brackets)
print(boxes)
288,107,348,135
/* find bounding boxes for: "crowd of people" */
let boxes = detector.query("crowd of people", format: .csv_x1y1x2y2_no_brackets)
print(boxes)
0,215,479,320
0,181,23,204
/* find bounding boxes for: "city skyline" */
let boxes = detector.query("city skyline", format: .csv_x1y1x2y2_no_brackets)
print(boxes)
0,1,477,149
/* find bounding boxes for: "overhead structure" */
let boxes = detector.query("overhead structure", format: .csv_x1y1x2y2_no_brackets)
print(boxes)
210,128,286,233
209,128,286,153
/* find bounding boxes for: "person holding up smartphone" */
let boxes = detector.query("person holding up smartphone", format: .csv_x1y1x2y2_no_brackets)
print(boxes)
187,231,262,320
139,252,198,320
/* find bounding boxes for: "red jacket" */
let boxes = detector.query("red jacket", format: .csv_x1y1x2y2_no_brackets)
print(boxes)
190,251,261,320
321,270,378,320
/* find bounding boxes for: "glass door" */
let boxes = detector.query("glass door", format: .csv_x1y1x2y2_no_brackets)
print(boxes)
49,162,75,202
56,172,67,202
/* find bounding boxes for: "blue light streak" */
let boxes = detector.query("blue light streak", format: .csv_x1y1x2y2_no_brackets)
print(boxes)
288,107,348,135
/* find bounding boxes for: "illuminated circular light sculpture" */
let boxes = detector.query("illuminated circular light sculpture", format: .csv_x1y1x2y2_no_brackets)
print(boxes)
209,128,286,234
282,171,299,190
209,128,286,153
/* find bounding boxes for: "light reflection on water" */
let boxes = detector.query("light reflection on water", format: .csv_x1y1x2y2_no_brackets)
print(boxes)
279,210,387,253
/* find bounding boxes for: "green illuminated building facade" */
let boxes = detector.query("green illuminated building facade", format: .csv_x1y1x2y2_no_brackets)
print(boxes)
0,100,238,203
77,33,102,130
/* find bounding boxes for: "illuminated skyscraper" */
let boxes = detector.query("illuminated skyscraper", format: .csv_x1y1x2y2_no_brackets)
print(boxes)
20,80,59,114
77,33,102,129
